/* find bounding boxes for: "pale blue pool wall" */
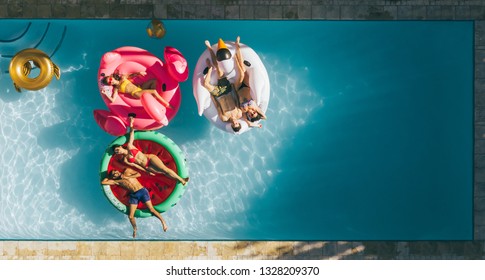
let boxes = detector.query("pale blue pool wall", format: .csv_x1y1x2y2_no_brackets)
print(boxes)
1,0,485,259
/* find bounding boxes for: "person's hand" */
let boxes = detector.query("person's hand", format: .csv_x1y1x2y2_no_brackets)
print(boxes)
149,172,156,176
139,71,147,76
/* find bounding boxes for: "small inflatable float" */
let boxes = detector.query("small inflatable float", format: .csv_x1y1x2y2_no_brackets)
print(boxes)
94,46,188,136
100,131,189,218
9,48,60,92
146,18,166,39
192,39,270,134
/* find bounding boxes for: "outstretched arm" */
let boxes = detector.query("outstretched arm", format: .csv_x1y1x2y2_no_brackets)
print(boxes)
104,85,119,102
205,40,223,78
111,88,119,102
254,105,267,120
242,115,262,128
102,88,116,103
127,116,135,147
101,178,117,185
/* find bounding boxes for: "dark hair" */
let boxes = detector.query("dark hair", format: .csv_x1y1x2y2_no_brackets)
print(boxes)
108,169,119,179
248,113,262,123
101,76,110,85
101,74,121,85
232,123,242,132
111,144,122,153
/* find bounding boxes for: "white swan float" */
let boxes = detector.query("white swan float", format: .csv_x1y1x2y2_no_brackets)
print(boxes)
192,38,270,134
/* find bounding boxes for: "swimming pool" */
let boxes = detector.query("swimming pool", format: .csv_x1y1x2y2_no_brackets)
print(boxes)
0,20,473,240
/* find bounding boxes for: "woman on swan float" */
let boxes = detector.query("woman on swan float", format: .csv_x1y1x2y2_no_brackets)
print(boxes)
112,114,189,186
233,36,267,125
203,36,266,131
101,71,172,108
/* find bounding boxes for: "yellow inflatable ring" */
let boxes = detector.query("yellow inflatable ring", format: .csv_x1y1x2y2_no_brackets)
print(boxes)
146,18,166,39
9,48,60,92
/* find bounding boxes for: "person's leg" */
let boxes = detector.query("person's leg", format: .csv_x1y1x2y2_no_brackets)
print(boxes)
128,204,138,238
235,36,251,68
137,90,172,108
205,40,223,78
203,59,218,95
144,200,168,232
235,36,244,66
141,79,157,90
146,154,189,185
233,36,250,93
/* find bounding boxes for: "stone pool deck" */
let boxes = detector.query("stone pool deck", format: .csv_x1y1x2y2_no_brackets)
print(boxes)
1,0,485,260
2,240,485,260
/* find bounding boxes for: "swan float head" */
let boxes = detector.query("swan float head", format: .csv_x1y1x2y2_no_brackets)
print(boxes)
215,38,235,78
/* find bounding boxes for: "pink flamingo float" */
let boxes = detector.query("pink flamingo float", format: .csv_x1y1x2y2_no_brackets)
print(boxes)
94,46,188,136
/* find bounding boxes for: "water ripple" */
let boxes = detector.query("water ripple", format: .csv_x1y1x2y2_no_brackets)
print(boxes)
0,52,325,239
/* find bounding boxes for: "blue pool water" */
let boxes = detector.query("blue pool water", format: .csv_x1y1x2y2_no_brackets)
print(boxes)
0,20,473,240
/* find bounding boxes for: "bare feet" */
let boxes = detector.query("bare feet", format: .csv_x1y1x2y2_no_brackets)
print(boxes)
153,94,172,108
160,98,173,109
162,221,168,232
205,40,211,49
133,228,137,238
182,177,190,186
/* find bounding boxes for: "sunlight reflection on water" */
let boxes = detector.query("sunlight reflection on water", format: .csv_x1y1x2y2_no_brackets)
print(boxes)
0,50,323,239
0,19,473,240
